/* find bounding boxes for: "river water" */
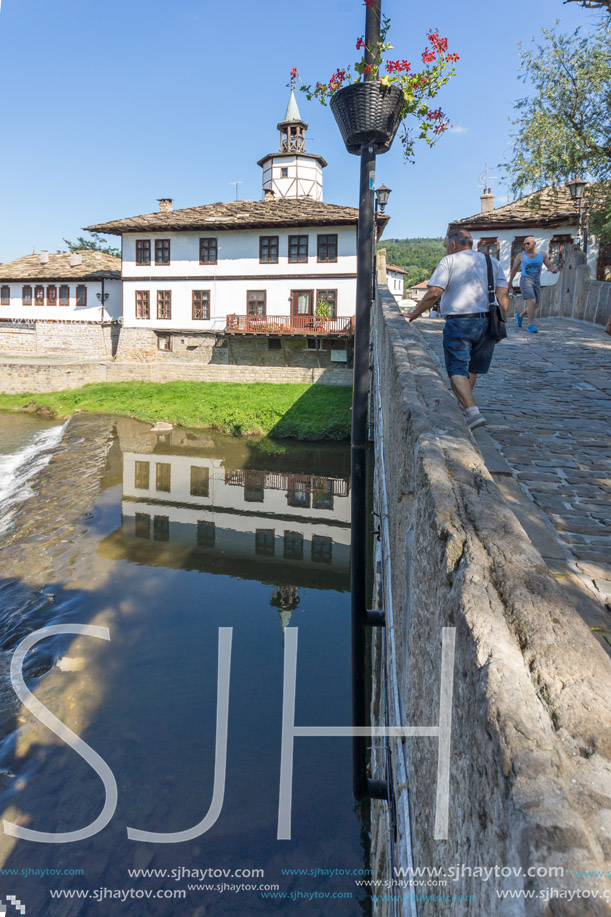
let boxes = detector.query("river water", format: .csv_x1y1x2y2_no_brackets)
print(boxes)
0,414,370,915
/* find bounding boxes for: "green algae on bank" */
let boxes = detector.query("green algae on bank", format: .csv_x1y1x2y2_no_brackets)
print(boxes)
0,381,352,440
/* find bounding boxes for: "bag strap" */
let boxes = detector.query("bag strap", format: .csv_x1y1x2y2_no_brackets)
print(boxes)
484,254,496,306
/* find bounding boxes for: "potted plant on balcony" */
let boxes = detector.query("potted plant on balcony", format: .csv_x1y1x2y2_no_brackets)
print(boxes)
296,17,458,159
315,299,332,331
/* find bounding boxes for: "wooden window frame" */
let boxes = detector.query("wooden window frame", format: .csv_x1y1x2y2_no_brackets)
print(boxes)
283,530,304,561
153,515,170,542
288,234,308,264
510,236,528,268
311,534,333,564
197,520,215,547
155,239,171,265
134,461,150,490
59,285,70,306
280,167,289,178
0,285,10,306
192,290,210,320
190,466,210,498
76,285,87,307
155,462,171,493
255,528,275,556
317,234,338,263
549,234,574,270
136,240,151,265
22,285,32,306
259,235,279,264
34,285,45,306
247,290,267,316
157,290,172,320
199,238,218,265
135,290,150,320
47,285,57,307
477,237,500,260
315,289,337,319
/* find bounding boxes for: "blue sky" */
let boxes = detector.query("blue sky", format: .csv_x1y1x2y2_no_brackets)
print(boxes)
0,0,599,260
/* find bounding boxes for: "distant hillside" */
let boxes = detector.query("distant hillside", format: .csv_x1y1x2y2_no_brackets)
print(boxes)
378,237,445,290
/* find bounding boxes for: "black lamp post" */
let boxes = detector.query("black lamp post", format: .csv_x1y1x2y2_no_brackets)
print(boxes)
567,177,588,254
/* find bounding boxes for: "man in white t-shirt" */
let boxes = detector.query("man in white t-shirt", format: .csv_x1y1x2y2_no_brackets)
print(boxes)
408,229,509,430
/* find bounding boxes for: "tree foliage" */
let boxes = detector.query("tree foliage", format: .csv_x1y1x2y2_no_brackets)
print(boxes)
378,237,445,288
504,22,611,241
59,231,120,258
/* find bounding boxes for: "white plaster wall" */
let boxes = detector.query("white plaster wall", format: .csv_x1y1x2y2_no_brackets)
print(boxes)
122,226,357,329
387,270,404,303
469,224,598,285
122,454,351,525
0,278,122,322
260,155,324,201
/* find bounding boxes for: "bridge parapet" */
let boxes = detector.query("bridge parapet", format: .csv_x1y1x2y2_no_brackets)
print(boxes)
368,285,611,915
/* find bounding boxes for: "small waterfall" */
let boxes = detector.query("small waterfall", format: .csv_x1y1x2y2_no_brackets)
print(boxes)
0,421,68,535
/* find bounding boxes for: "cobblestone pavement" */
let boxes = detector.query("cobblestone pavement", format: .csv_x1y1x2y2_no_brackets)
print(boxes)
417,316,611,645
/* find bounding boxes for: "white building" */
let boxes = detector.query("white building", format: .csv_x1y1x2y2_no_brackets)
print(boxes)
85,91,388,363
0,250,122,322
449,184,602,286
386,263,407,303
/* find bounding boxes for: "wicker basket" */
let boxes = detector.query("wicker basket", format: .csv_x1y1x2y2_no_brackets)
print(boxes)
330,82,404,155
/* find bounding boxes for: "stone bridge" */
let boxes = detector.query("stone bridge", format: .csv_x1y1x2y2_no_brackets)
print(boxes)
367,277,611,915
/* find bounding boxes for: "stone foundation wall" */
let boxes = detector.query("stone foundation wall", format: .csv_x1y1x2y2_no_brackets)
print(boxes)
0,322,119,357
0,361,106,393
0,358,352,393
369,287,611,915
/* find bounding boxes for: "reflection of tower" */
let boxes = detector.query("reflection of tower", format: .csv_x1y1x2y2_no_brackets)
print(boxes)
270,586,300,643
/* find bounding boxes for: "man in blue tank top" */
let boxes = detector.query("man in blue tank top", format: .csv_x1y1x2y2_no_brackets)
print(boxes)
507,236,558,333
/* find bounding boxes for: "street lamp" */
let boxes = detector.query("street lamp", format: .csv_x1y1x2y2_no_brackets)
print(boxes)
375,183,391,213
373,185,392,300
567,177,588,253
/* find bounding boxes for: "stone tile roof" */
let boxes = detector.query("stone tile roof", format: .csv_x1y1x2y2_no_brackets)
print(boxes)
85,198,387,236
449,184,584,230
0,251,121,281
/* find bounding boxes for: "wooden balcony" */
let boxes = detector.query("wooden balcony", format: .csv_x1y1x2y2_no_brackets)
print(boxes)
226,314,355,336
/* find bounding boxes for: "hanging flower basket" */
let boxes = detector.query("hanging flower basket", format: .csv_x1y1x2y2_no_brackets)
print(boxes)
330,82,405,155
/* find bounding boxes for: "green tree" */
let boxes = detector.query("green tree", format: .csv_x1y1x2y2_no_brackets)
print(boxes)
59,231,120,258
503,22,611,241
564,1,611,11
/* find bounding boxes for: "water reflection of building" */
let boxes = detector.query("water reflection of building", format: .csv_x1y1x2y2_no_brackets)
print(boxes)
98,447,351,599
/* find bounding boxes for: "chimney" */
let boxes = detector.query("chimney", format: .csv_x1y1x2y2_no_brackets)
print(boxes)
158,198,173,212
70,252,83,267
480,187,495,214
377,247,387,286
264,189,275,202
40,250,49,264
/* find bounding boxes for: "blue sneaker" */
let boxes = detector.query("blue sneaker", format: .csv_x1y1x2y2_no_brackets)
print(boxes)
527,324,538,333
516,313,523,328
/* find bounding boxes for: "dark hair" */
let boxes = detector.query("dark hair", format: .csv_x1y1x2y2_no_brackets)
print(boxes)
445,229,473,248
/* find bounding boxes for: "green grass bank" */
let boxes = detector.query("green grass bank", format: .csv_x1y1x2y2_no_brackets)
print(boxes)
0,381,352,440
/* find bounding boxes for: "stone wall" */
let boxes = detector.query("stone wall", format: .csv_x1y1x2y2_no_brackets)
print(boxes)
0,321,119,357
0,358,352,393
369,287,611,915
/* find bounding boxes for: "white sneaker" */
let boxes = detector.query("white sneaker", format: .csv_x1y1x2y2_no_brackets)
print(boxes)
467,413,486,430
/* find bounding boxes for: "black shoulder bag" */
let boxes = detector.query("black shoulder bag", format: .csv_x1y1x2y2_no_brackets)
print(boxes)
485,254,507,341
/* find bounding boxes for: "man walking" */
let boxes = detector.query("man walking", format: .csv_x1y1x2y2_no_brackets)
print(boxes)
507,235,557,333
408,229,509,430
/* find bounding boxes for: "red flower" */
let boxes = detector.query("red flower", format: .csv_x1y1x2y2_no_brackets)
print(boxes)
421,50,436,63
290,67,298,78
356,37,365,51
446,52,459,62
364,0,376,7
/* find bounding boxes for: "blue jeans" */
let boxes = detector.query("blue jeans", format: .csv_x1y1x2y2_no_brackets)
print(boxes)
443,316,496,378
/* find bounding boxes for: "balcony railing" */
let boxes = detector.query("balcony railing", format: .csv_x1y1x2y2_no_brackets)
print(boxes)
226,314,355,336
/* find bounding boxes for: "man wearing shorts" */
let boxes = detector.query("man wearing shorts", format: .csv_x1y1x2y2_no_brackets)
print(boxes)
408,229,509,430
507,236,557,333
